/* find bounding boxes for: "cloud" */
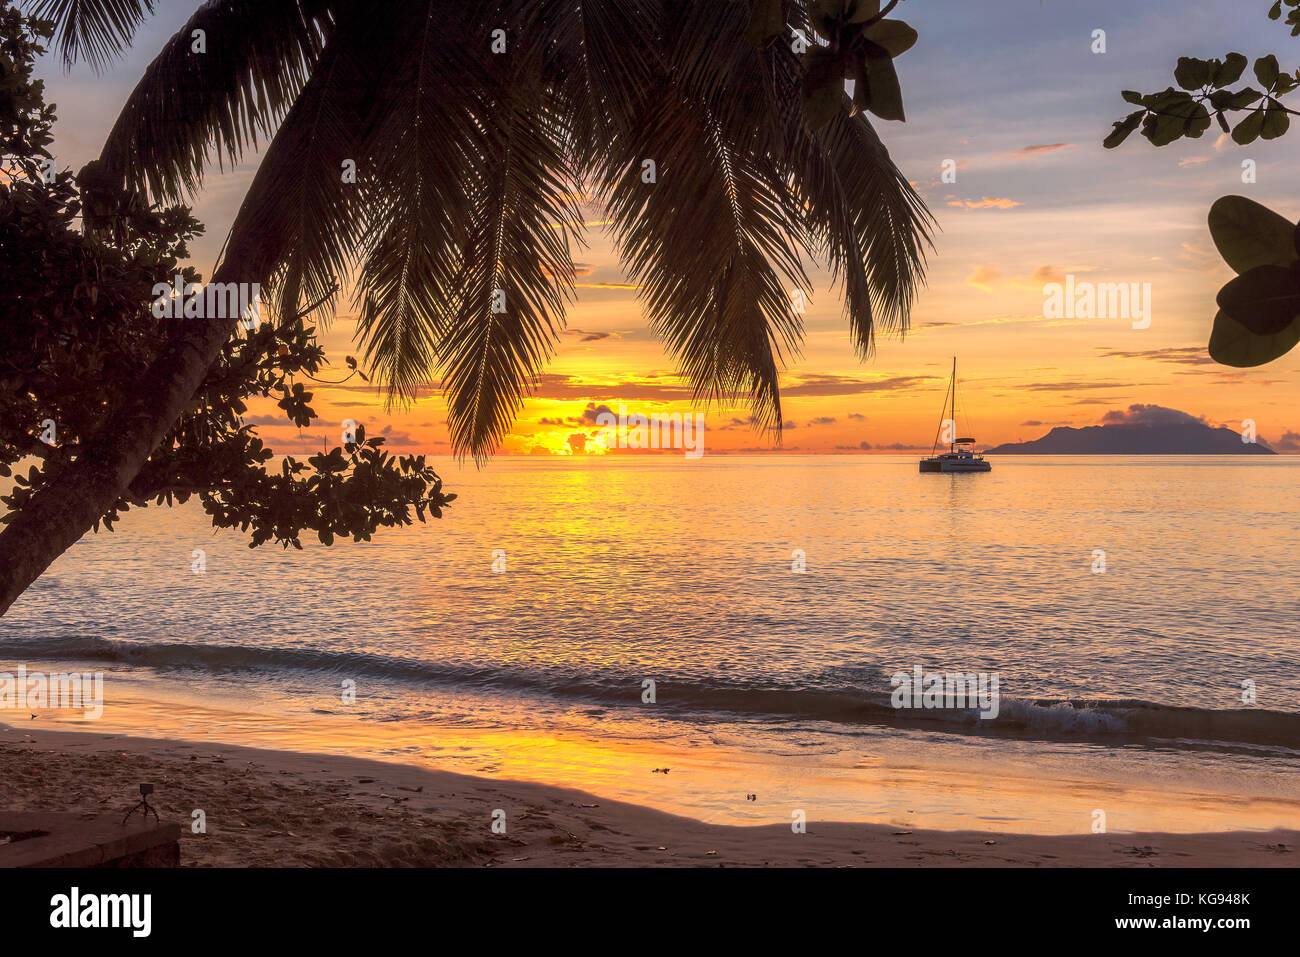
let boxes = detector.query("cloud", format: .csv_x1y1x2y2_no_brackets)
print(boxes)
848,412,866,421
1175,240,1222,272
1097,346,1215,366
567,432,589,453
538,417,566,426
962,264,1091,294
948,197,1022,210
564,328,614,342
1274,430,1300,451
809,416,837,426
1025,380,1140,392
911,159,969,190
1178,156,1208,167
1099,404,1206,427
580,402,615,424
965,265,1001,291
377,425,419,446
924,312,1056,328
530,374,692,401
782,374,931,397
1008,143,1074,155
834,441,873,450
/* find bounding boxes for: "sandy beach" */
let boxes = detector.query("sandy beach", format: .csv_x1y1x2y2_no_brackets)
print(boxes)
2,724,1294,868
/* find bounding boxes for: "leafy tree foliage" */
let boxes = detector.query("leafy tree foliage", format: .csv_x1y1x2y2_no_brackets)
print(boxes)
1106,1,1300,367
0,9,454,551
751,0,918,129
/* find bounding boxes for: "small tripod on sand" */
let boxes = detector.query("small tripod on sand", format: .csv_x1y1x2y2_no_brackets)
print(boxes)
123,783,159,825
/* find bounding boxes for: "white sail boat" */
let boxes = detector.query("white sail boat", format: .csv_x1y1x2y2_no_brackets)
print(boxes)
919,358,991,473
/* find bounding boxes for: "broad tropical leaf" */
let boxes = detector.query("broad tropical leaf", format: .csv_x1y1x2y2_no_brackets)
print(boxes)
1209,308,1300,367
1207,194,1297,274
1216,264,1300,334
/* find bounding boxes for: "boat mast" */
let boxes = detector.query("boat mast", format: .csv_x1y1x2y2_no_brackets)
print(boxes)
949,356,956,453
930,357,957,456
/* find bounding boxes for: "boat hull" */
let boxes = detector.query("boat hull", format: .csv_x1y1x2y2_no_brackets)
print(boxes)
919,456,992,473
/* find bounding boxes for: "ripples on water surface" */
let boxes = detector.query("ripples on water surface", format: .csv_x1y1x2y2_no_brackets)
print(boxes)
4,455,1299,829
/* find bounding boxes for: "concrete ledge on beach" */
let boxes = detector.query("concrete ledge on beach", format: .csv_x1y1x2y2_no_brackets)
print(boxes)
0,812,180,868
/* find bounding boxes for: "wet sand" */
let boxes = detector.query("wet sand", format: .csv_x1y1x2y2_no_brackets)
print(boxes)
2,725,1294,867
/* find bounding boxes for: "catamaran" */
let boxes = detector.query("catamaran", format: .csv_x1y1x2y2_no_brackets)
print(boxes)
919,358,991,473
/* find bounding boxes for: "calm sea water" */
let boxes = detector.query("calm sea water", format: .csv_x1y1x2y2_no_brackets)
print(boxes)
4,455,1299,830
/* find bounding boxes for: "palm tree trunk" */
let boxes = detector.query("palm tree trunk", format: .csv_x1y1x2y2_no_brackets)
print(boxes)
0,258,247,615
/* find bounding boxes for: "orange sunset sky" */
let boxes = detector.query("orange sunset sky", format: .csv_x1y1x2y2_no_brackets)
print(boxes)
36,0,1300,456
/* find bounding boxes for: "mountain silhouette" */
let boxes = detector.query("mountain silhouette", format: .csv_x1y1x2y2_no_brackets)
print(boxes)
987,404,1275,454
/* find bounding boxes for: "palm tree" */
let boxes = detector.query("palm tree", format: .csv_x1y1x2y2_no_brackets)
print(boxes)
0,0,931,613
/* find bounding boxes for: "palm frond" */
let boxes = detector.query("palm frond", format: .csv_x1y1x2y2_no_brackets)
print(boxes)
520,0,662,168
351,1,486,404
97,0,333,202
800,103,935,357
438,87,585,461
217,16,370,321
28,0,154,72
593,0,811,433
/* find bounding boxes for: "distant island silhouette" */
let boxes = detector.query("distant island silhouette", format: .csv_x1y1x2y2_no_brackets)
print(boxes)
987,405,1275,455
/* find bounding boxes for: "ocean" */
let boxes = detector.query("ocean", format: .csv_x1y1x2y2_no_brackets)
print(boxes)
3,455,1299,834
